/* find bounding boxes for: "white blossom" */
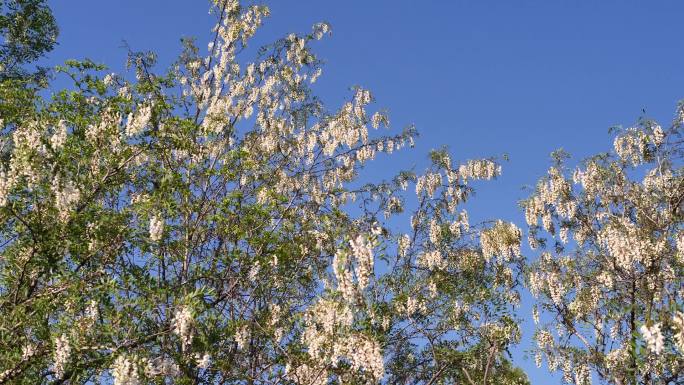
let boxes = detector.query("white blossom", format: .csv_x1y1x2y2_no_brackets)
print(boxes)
235,324,250,350
149,216,164,242
53,334,71,379
172,306,194,351
673,312,684,353
53,177,80,221
639,323,664,354
125,104,152,137
195,353,211,369
50,120,68,150
349,234,374,290
112,355,139,385
145,356,179,377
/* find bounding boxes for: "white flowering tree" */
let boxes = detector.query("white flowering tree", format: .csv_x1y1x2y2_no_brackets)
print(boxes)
524,107,684,384
0,1,529,384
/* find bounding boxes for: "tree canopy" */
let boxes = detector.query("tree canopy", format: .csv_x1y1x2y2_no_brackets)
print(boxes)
0,0,58,82
0,1,681,385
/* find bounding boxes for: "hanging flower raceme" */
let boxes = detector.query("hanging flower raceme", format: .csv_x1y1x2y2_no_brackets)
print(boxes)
172,306,194,351
640,323,664,354
149,215,164,242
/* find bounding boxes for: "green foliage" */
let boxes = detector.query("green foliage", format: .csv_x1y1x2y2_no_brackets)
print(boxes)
0,0,58,82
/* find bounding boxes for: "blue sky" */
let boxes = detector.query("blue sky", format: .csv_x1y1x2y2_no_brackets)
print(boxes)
46,1,684,383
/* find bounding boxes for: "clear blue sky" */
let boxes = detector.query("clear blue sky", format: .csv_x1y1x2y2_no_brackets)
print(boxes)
46,1,684,383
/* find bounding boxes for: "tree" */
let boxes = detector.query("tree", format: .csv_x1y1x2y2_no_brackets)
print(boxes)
0,1,529,384
524,105,684,384
0,0,58,82
0,0,58,149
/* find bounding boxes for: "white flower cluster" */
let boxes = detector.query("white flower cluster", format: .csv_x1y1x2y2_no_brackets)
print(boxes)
300,299,384,381
384,196,402,218
428,219,441,245
86,107,123,147
149,215,164,242
415,172,442,198
312,22,331,40
12,122,43,154
103,73,116,87
286,33,308,65
53,177,80,221
235,324,250,350
524,167,577,237
639,323,664,354
371,111,389,129
605,347,629,374
50,120,68,150
673,311,684,353
416,250,446,270
112,355,140,385
195,353,211,369
599,217,666,271
0,169,13,207
21,344,35,361
53,334,71,379
85,299,99,324
572,161,609,196
652,124,665,146
481,321,520,348
458,210,470,230
125,104,152,137
573,363,591,385
612,127,661,166
458,159,500,183
172,306,194,351
144,356,179,377
534,330,554,368
333,251,356,302
613,130,645,165
303,300,352,359
480,220,522,263
397,234,410,257
402,295,427,317
346,335,384,380
528,253,567,307
349,234,374,290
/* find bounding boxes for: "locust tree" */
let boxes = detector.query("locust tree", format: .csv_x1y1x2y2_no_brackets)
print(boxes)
0,1,529,384
524,106,684,384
